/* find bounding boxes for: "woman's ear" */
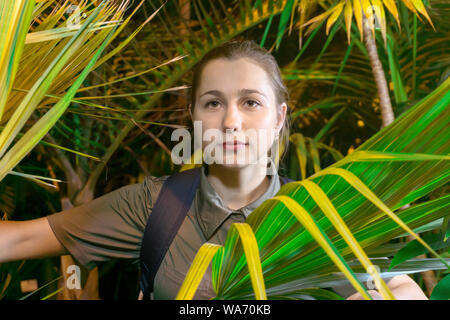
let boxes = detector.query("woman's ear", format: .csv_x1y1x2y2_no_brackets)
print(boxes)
188,103,193,122
276,102,287,132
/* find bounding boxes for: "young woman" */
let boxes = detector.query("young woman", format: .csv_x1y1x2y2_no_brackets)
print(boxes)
0,40,427,300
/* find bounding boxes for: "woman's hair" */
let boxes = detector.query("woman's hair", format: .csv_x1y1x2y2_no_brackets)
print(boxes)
189,39,291,164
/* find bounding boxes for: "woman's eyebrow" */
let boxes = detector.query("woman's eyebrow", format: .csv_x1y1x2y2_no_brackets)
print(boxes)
199,90,225,99
238,88,267,98
199,89,267,99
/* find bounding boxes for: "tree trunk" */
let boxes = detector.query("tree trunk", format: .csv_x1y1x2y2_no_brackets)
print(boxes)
179,0,190,36
362,15,395,128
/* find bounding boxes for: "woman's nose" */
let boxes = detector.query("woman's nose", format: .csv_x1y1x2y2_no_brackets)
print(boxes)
222,104,242,132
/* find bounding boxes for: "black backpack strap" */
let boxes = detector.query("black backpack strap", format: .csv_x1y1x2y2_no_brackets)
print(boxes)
139,167,202,299
279,175,294,185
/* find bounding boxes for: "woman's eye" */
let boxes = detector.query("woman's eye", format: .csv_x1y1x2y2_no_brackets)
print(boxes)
244,99,260,108
206,100,220,108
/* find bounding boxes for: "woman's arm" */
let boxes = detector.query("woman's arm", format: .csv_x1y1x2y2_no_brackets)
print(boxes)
346,274,428,300
0,217,68,263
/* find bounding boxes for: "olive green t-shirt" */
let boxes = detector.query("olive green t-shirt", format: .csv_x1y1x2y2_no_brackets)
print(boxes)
46,166,383,299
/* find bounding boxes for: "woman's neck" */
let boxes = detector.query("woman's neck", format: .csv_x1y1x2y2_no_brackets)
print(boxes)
206,163,270,211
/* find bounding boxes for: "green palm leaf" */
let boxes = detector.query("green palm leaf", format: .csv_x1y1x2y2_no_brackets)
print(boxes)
177,76,449,300
0,0,146,181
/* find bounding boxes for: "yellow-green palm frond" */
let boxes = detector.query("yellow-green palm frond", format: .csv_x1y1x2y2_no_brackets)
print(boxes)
0,0,151,181
300,0,434,44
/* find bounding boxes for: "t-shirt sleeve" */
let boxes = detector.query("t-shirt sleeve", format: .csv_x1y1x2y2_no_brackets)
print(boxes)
46,175,166,270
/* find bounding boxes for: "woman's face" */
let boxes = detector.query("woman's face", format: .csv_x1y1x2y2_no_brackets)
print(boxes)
192,57,287,169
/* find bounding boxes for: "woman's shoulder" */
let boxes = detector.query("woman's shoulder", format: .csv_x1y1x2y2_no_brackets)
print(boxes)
108,174,171,211
140,174,170,204
140,168,203,200
142,173,170,186
130,167,203,208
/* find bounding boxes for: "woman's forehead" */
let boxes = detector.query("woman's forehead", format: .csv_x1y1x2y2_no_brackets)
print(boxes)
197,58,274,99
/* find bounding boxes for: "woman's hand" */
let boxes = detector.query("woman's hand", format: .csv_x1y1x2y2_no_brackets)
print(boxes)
346,275,428,300
347,289,383,300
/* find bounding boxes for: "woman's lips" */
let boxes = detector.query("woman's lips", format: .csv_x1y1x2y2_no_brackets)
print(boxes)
222,141,248,150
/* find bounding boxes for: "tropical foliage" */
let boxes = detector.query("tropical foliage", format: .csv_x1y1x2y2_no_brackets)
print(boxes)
0,0,160,299
0,0,448,300
0,0,127,182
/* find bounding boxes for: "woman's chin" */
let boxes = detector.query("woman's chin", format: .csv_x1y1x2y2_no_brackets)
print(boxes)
209,155,268,170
